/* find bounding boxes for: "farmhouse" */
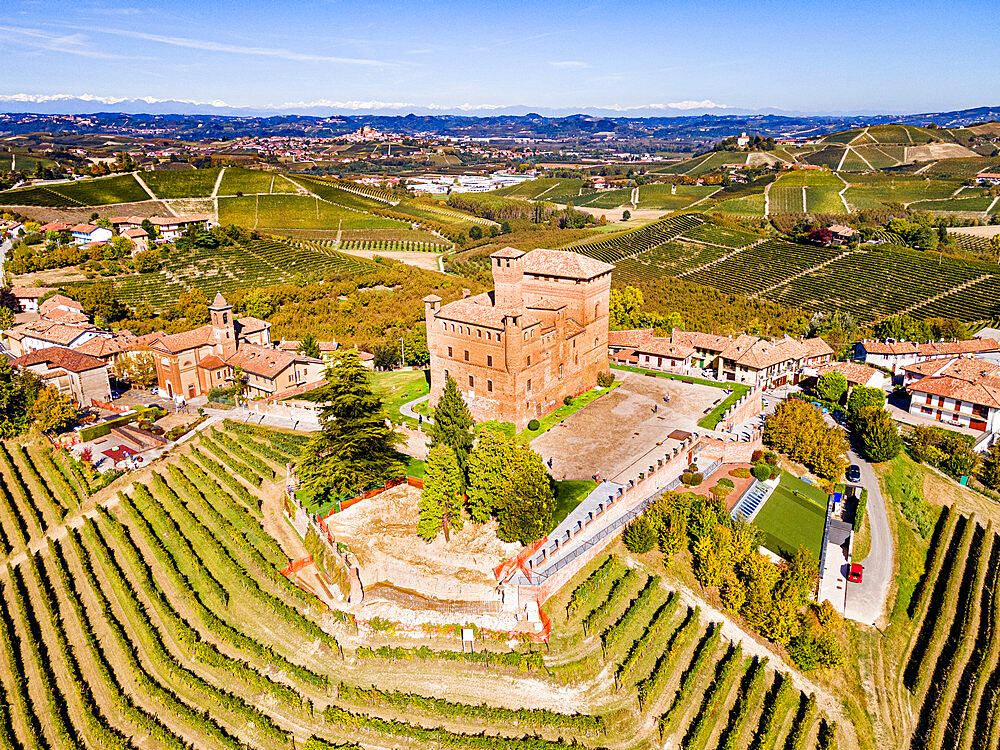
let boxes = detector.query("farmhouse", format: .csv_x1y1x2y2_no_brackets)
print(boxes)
10,286,48,312
226,345,326,400
110,214,214,241
424,246,613,430
814,360,886,390
69,223,113,245
905,357,1000,432
12,346,111,405
827,224,857,243
856,338,1000,373
976,172,1000,185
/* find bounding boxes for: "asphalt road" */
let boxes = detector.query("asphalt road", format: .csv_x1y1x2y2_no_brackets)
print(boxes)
844,446,894,626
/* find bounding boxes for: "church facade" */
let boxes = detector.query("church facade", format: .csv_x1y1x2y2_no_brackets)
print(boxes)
424,247,613,429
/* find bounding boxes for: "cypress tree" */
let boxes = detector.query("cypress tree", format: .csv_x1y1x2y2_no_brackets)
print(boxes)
298,350,406,504
430,375,474,478
418,444,464,542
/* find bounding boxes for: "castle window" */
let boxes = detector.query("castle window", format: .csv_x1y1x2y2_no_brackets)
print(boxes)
448,346,453,358
487,380,493,392
527,355,531,366
223,312,228,324
464,350,470,362
559,364,563,378
487,355,493,367
444,369,449,380
527,379,532,393
469,375,474,388
477,329,481,338
595,302,599,317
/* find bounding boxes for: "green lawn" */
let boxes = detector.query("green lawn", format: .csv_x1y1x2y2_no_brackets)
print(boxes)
371,369,431,427
552,480,597,530
518,381,622,442
752,471,828,560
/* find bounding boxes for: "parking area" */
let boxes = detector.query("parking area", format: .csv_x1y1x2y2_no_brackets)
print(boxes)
530,370,725,483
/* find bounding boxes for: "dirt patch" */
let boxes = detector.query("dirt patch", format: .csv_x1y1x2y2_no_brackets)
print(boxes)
165,198,216,218
12,267,87,286
339,249,443,271
906,143,978,162
323,483,518,601
921,466,1000,527
0,199,170,223
949,225,1000,238
530,371,724,483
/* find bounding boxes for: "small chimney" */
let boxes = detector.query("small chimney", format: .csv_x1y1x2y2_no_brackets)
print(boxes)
462,288,471,299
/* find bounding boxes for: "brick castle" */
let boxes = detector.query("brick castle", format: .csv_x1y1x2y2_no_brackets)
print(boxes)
424,247,613,429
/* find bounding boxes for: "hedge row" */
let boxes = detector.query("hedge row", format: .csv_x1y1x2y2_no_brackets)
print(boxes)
681,643,744,749
322,705,602,750
199,434,264,487
583,569,642,637
567,556,616,620
184,452,261,514
0,470,19,555
637,607,700,708
0,565,44,750
148,472,339,652
65,529,246,750
909,506,955,619
129,485,229,606
83,517,291,745
6,563,85,749
212,428,277,480
39,448,81,509
717,656,768,750
45,539,191,750
16,445,68,522
118,490,327,690
784,693,818,750
616,592,679,687
601,575,660,652
337,682,603,733
747,673,793,750
1,443,48,534
223,419,306,455
355,644,545,672
98,504,308,710
659,623,722,734
21,552,131,749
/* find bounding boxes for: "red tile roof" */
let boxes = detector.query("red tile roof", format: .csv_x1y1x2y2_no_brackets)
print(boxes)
40,294,83,314
11,286,49,299
816,361,879,386
861,340,921,355
521,248,614,280
608,328,655,348
919,338,1000,357
908,358,1000,409
197,354,228,370
226,345,320,378
13,345,106,373
636,339,696,359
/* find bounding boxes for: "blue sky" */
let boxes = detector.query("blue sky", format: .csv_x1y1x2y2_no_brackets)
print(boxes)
1,0,997,115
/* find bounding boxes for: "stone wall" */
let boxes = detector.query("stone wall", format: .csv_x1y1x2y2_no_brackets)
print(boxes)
716,386,765,432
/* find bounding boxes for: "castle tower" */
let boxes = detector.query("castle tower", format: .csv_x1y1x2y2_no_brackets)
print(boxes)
210,291,237,357
490,247,525,309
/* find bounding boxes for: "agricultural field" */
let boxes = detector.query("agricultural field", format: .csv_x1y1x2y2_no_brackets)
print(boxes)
97,236,375,309
141,167,223,199
655,150,746,176
0,174,150,206
842,174,962,210
218,194,407,231
636,184,717,210
494,177,588,200
218,167,298,195
392,198,487,228
768,171,846,214
710,192,768,216
565,213,705,264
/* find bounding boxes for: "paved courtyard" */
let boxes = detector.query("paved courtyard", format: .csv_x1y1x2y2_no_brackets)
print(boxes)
531,371,726,483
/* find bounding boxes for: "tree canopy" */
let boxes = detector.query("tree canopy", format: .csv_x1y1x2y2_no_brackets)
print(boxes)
855,407,902,463
418,444,464,542
763,399,847,481
297,350,406,503
27,386,77,433
815,371,848,404
0,358,42,438
430,376,474,479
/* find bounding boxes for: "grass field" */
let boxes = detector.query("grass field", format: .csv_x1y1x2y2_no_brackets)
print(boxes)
142,167,222,198
752,471,827,559
711,192,767,216
0,174,150,206
636,184,717,210
843,174,961,209
218,194,407,230
371,369,430,427
218,167,297,195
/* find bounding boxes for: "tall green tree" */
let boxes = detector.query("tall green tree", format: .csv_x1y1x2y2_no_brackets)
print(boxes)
465,426,515,522
0,358,41,438
815,372,848,404
28,387,77,433
418,444,464,542
979,440,1000,491
297,350,405,504
430,376,474,477
847,386,887,424
298,334,321,359
855,407,902,463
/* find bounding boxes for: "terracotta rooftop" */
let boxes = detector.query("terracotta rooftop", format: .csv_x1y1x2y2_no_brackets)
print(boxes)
197,354,229,370
919,338,1000,357
908,358,1000,409
11,286,48,299
608,328,655,348
40,294,83,314
490,246,525,259
38,222,70,233
816,360,879,386
670,329,743,353
75,331,138,358
13,346,106,373
520,248,614,280
122,227,148,238
70,223,101,233
7,320,98,346
800,337,834,358
636,338,696,359
226,345,320,378
862,340,921,355
210,291,229,308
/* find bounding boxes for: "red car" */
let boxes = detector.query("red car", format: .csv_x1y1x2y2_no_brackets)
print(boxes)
848,563,864,583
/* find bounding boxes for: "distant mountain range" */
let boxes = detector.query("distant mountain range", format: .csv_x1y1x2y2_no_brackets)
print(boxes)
0,103,997,144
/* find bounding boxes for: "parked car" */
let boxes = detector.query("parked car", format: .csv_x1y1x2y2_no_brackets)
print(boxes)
846,465,862,483
848,563,864,583
149,387,162,397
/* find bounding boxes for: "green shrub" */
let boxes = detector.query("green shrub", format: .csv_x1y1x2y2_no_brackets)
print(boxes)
597,371,615,387
752,463,772,481
527,419,540,431
623,516,656,553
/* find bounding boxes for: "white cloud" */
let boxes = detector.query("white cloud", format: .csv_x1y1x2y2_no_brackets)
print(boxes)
0,25,137,59
549,60,589,69
101,29,395,66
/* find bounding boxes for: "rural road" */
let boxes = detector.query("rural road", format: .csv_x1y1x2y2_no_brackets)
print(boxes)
844,446,894,626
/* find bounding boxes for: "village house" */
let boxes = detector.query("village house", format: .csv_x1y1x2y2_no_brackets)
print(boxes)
424,246,614,430
226,345,326,400
12,346,111,406
10,286,48,313
814,360,887,390
148,292,271,401
69,223,113,245
278,339,339,364
904,357,1000,433
976,172,1000,185
827,224,858,244
856,338,1000,373
110,214,214,242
